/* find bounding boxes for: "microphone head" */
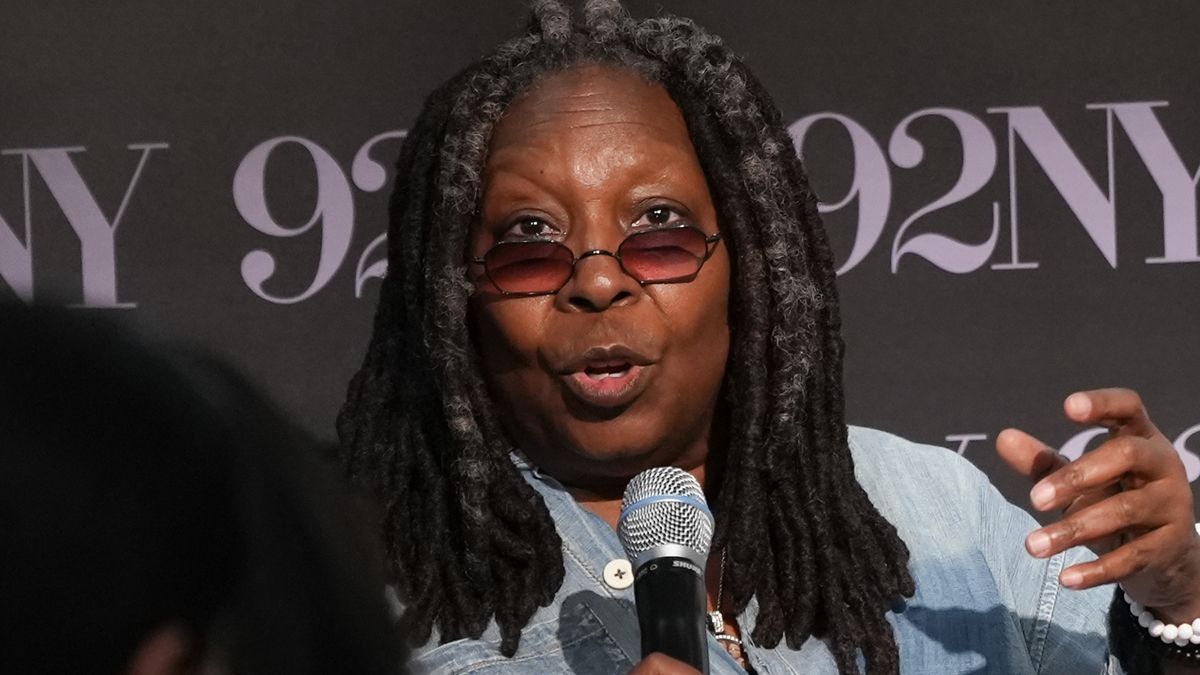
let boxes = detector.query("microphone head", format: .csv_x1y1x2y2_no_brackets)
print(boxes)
617,466,714,571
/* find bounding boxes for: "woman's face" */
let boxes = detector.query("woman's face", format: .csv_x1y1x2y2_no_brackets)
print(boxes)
468,65,731,493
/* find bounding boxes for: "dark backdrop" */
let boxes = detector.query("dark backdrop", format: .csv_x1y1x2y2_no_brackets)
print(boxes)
3,0,1198,514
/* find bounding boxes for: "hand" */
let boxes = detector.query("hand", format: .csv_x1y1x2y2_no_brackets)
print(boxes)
996,388,1200,623
627,653,703,675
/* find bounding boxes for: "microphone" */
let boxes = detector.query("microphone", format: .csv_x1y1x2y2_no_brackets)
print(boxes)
617,467,714,674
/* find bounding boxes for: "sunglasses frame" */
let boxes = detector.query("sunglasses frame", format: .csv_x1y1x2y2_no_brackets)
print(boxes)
469,223,723,297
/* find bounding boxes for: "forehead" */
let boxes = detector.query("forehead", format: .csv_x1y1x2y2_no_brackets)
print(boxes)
486,65,697,166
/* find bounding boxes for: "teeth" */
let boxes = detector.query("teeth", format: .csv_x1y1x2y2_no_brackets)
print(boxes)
586,368,630,381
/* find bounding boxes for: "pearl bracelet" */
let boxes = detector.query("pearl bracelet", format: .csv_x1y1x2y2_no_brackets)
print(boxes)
1123,590,1200,647
1115,522,1200,655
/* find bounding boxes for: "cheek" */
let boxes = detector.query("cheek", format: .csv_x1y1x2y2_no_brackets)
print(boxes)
678,253,731,342
469,298,568,437
691,289,731,393
653,255,732,393
471,298,550,368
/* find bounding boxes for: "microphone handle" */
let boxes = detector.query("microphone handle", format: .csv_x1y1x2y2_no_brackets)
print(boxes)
633,556,710,674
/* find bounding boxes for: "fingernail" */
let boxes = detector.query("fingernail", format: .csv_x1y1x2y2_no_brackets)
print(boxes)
1065,393,1091,418
1027,530,1051,556
1030,482,1056,509
1060,569,1082,588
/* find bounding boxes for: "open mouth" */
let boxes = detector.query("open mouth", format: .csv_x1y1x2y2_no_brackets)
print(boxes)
582,362,633,380
563,361,647,408
555,345,656,410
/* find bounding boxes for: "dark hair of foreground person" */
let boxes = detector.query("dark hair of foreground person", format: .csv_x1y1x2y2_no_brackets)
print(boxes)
0,304,401,675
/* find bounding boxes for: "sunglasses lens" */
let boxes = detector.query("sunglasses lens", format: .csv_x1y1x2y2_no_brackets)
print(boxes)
484,241,574,293
619,227,708,282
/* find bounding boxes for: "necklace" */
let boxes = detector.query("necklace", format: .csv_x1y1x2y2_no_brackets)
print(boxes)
708,550,751,669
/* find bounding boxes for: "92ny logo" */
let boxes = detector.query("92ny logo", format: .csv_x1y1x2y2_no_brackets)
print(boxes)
0,143,167,307
791,101,1200,275
1,99,1197,305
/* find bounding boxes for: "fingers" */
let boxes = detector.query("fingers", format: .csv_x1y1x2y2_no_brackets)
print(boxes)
1064,388,1157,438
1056,525,1182,590
1011,388,1200,614
1025,484,1170,559
1029,435,1178,511
996,428,1068,482
999,389,1163,490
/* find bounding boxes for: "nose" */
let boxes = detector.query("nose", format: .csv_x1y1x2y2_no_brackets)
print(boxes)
557,249,641,312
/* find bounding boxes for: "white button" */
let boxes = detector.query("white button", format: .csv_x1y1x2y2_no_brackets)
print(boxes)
603,558,634,590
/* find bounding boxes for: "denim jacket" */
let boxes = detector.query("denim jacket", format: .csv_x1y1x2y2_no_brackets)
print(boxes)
408,427,1122,674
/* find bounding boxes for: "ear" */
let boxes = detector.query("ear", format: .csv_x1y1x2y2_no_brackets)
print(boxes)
125,625,194,675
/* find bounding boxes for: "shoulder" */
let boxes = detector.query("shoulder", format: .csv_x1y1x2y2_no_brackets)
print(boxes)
847,425,991,504
846,425,999,550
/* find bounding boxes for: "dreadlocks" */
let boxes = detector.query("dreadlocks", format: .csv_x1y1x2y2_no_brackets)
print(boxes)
338,1,915,672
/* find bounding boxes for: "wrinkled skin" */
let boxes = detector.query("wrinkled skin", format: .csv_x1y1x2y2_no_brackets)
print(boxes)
469,65,730,507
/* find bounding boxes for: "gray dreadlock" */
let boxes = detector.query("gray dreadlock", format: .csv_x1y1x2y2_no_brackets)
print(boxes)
339,2,915,672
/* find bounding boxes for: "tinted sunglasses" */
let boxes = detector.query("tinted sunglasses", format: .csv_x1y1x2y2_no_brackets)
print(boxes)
470,223,722,296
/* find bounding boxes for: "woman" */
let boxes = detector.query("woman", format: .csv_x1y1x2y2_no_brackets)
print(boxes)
339,1,1199,672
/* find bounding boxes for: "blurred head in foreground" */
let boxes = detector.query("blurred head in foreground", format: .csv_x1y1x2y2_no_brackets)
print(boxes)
0,305,400,675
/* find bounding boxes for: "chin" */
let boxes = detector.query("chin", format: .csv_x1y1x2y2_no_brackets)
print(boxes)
562,422,691,475
511,403,710,486
572,442,655,468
